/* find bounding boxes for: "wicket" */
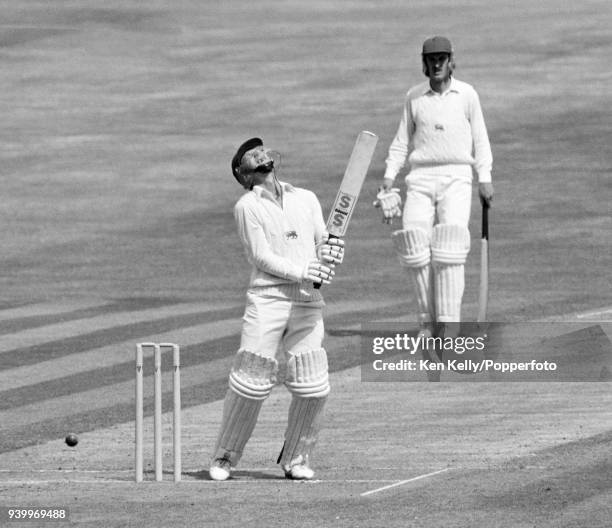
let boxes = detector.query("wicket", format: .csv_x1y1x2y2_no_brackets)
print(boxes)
135,342,181,483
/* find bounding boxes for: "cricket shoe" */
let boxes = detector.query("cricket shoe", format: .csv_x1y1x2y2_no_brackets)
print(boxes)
209,458,231,481
282,461,315,480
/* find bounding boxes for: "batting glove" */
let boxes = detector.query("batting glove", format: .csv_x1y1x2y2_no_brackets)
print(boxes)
374,187,402,224
318,235,345,266
302,260,335,285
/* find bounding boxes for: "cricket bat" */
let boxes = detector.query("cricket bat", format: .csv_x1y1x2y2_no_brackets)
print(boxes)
314,130,378,289
477,201,490,323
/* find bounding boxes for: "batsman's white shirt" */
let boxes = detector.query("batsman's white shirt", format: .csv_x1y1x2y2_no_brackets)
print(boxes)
384,78,493,183
234,181,326,303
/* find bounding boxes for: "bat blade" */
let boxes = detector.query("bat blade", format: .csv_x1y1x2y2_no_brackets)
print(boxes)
314,130,377,289
326,131,378,237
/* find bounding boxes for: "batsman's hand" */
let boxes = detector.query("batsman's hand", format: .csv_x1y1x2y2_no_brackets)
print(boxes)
479,182,494,207
302,260,335,285
318,235,345,266
374,187,402,224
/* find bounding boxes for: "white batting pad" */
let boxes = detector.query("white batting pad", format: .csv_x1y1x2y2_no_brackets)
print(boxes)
278,394,327,468
212,350,279,465
279,348,330,468
212,388,264,465
410,264,435,324
228,349,278,400
285,348,330,398
431,224,471,264
391,228,431,267
434,264,465,322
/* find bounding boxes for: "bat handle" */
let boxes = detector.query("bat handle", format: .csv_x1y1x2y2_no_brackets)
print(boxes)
481,200,489,240
477,201,490,324
313,234,338,289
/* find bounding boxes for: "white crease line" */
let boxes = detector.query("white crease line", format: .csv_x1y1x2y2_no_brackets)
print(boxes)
0,480,131,485
0,469,131,474
360,468,450,497
0,479,400,486
576,308,612,319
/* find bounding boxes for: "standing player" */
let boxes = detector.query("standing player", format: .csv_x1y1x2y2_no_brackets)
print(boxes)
209,137,345,481
376,36,494,366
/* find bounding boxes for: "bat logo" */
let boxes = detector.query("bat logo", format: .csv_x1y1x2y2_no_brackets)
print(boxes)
331,192,355,228
285,230,298,240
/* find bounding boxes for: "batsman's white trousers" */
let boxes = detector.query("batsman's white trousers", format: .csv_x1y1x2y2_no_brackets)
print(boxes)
403,165,472,323
240,291,324,358
402,165,472,230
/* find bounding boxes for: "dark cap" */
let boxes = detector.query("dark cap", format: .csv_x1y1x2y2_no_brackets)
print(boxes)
422,36,453,55
231,137,263,182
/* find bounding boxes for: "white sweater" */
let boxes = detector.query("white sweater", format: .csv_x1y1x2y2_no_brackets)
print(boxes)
384,78,493,183
234,181,325,302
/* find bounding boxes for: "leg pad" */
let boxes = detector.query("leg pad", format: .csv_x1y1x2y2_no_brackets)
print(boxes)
212,350,278,465
431,224,470,264
279,349,330,468
391,227,431,268
278,395,327,468
229,349,278,399
285,348,330,398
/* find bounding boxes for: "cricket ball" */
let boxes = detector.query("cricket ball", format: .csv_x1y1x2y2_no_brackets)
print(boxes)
65,433,78,447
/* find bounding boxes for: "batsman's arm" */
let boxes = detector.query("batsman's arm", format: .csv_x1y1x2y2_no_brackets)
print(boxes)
468,89,493,184
234,203,304,282
384,100,411,182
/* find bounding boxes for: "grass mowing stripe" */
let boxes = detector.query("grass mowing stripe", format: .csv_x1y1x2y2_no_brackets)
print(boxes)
0,344,369,451
0,323,370,411
0,302,404,409
0,307,244,370
0,335,239,410
0,298,186,335
0,377,229,453
0,304,407,451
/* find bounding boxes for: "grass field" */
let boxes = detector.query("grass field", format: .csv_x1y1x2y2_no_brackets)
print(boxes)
0,1,611,527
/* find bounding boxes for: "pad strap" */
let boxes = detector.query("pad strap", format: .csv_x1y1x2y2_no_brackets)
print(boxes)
431,224,470,265
391,228,431,268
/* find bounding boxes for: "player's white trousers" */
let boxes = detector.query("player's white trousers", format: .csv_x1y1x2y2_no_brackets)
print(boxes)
212,291,328,467
402,165,472,323
240,291,325,356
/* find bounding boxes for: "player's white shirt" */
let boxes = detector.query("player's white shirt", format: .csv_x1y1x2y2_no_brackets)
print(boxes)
384,78,493,183
234,181,325,302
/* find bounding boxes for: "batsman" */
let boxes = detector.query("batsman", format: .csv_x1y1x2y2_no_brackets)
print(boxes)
376,36,494,366
209,137,345,481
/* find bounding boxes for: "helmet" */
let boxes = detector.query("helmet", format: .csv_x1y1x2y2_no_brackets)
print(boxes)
231,137,263,188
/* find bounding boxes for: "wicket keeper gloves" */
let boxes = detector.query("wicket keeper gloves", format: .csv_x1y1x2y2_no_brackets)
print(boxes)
375,187,402,224
318,235,345,266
